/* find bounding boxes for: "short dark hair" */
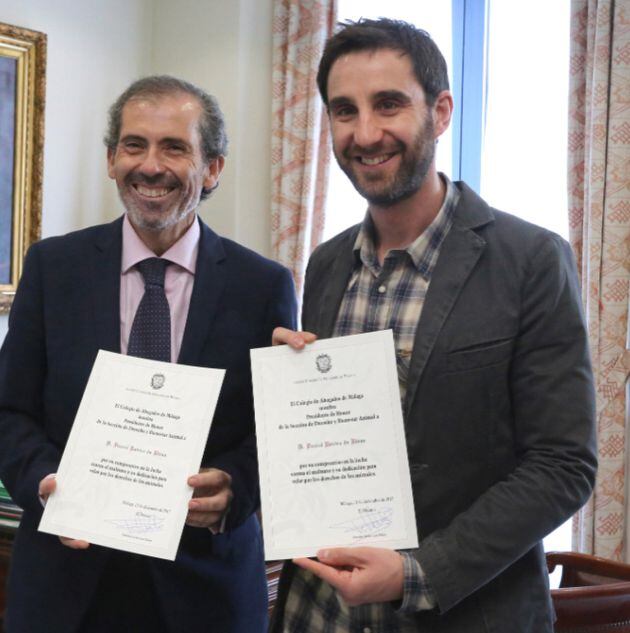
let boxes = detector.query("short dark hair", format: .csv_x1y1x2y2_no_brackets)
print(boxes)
317,18,450,107
104,75,227,200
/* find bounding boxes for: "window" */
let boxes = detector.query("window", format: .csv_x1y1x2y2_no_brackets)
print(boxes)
481,0,571,237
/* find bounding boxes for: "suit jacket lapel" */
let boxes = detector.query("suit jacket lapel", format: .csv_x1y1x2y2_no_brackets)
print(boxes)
178,219,226,365
403,183,492,416
314,229,357,338
91,217,124,354
403,226,485,415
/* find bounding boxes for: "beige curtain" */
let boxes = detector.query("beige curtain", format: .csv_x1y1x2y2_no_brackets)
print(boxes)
568,0,630,560
270,0,337,294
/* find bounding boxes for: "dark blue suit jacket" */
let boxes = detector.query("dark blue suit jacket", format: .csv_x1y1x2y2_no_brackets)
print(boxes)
0,216,297,633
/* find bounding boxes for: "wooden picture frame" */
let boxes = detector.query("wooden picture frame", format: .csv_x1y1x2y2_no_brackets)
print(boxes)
0,22,46,314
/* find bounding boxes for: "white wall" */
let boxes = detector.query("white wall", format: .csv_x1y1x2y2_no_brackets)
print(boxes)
0,0,154,231
0,0,274,342
152,0,274,256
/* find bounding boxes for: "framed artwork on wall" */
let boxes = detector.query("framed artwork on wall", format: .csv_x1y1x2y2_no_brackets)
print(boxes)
0,22,46,314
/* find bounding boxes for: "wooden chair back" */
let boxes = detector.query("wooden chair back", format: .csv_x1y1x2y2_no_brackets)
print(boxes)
547,551,630,632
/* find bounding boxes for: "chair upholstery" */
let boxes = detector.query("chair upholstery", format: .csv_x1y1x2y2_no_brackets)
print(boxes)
547,551,630,632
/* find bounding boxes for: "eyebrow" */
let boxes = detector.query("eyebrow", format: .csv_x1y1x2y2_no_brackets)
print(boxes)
119,134,146,144
119,135,191,148
159,137,191,148
328,89,413,110
373,90,412,104
328,96,354,111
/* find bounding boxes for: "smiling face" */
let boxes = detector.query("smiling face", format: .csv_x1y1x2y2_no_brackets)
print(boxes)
327,48,446,207
107,92,223,248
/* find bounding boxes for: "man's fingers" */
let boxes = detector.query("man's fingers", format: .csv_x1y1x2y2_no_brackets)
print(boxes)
185,510,222,528
295,548,404,606
38,474,56,498
316,547,366,568
59,536,90,549
272,327,300,347
293,557,351,589
187,468,231,492
188,490,231,513
185,468,232,529
272,327,317,349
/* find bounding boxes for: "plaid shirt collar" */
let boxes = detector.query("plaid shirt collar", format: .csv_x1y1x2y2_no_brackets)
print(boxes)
352,175,459,282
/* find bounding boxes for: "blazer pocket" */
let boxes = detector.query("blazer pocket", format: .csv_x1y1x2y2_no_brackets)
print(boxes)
446,337,514,373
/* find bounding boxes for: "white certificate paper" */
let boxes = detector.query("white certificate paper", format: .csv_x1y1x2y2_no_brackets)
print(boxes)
39,350,225,560
252,330,418,560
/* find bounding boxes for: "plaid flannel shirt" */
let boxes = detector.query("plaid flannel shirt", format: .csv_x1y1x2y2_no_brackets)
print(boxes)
281,178,458,633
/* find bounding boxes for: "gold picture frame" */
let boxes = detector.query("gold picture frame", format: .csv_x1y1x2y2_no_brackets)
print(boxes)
0,22,46,314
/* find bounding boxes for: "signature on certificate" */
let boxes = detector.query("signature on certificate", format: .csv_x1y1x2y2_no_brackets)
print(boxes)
106,515,165,534
330,507,393,534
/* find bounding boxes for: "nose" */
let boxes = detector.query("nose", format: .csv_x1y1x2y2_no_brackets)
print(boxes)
138,146,165,176
353,112,384,149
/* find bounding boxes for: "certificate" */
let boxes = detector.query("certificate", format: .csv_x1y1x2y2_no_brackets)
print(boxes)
39,350,224,560
251,330,418,560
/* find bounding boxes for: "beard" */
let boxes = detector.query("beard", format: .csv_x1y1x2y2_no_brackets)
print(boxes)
119,172,198,233
336,114,436,207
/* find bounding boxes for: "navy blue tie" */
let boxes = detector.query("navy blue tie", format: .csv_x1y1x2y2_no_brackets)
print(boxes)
127,258,171,362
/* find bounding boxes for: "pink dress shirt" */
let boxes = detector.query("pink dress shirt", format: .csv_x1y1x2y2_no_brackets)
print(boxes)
120,215,199,362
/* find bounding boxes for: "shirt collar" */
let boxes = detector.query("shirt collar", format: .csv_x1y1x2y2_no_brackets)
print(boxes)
353,174,459,280
121,214,200,274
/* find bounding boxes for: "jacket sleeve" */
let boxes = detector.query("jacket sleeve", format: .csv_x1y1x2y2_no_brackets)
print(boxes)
415,234,597,612
0,244,62,516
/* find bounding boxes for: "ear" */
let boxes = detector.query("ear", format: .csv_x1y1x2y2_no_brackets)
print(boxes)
107,148,116,179
432,90,454,139
203,155,225,190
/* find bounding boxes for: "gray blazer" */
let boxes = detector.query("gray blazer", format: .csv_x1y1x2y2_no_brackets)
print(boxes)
273,181,596,632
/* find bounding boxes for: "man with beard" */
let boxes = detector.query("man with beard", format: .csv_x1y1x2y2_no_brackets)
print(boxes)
270,19,596,633
0,76,296,632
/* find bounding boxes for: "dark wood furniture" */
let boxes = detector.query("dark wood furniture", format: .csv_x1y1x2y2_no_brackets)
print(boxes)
547,551,630,632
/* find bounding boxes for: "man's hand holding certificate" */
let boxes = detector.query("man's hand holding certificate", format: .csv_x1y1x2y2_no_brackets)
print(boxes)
251,329,418,563
39,350,225,560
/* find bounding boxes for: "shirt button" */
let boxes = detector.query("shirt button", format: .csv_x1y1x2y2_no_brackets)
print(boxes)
378,285,386,293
